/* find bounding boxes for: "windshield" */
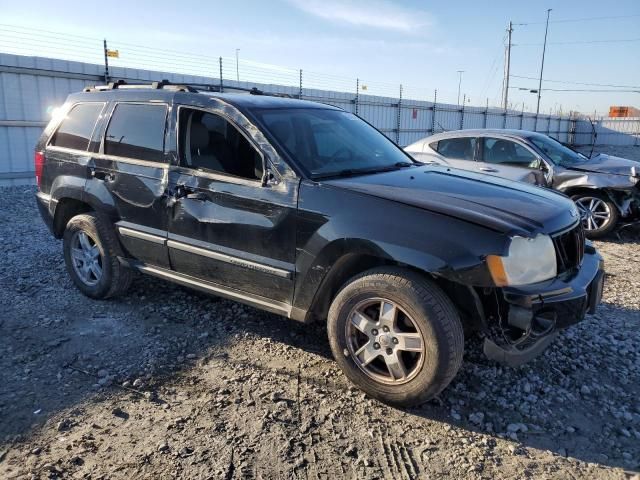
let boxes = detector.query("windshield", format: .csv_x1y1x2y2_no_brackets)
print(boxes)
530,134,587,166
254,108,414,178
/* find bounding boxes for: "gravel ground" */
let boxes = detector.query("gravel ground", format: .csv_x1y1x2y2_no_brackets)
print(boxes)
1,147,639,479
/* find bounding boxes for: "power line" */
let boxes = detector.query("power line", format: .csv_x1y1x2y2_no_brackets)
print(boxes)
514,13,640,25
510,74,640,89
480,31,508,99
515,37,640,46
511,85,640,93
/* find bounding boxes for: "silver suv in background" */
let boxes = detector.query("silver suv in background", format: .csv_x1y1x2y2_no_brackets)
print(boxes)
405,129,640,238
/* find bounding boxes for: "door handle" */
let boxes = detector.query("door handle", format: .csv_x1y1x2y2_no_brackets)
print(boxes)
172,184,207,200
90,168,115,182
185,191,208,201
479,167,498,173
173,184,194,199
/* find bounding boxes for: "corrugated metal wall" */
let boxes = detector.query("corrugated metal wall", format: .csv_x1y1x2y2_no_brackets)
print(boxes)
574,116,640,146
2,53,637,185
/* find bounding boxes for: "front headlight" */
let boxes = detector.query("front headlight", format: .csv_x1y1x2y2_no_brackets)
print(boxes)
487,234,557,286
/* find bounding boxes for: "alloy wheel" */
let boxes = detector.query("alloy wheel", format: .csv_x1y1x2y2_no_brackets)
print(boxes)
345,298,425,385
575,197,611,231
70,231,103,286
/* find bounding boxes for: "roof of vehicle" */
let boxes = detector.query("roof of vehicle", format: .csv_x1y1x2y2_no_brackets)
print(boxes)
68,83,340,111
417,129,545,143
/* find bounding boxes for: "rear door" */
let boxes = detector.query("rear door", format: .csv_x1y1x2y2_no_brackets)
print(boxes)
85,101,171,267
478,137,547,185
165,105,297,309
429,136,478,170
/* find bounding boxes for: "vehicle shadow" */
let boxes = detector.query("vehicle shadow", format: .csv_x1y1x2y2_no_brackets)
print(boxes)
1,271,637,473
243,302,639,472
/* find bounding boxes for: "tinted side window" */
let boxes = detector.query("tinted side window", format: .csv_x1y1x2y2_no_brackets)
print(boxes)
50,103,104,151
436,137,476,160
104,104,167,162
178,108,263,181
483,138,538,167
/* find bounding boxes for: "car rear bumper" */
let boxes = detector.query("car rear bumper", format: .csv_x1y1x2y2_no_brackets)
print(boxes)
35,191,55,235
484,243,604,367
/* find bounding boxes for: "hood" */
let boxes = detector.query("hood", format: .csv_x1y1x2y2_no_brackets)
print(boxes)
566,154,640,176
324,165,579,236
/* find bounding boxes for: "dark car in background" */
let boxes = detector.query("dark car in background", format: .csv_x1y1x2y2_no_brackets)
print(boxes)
35,83,603,406
405,129,640,238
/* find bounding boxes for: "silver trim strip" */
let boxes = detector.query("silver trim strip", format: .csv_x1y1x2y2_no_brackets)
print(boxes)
167,240,291,279
92,153,169,169
118,227,166,245
36,192,52,203
136,265,291,315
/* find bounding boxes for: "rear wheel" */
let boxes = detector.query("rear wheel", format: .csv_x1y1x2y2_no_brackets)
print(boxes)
63,213,132,299
327,267,464,407
571,192,618,239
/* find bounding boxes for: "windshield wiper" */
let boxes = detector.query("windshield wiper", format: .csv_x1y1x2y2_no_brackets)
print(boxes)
312,162,414,180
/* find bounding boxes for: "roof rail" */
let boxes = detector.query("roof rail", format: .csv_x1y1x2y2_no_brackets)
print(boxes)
82,79,298,98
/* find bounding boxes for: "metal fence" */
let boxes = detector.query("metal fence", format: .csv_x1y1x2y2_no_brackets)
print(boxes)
574,116,640,147
0,24,638,185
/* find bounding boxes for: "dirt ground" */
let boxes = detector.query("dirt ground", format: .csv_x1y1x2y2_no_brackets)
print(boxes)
1,147,639,479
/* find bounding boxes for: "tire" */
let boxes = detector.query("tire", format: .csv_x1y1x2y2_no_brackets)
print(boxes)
571,192,619,239
63,213,132,299
327,267,464,407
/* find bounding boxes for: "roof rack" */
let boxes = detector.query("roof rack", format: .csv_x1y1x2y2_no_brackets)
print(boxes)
82,79,297,98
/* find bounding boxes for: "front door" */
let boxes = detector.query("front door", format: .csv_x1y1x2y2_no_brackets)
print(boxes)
478,137,547,185
166,105,297,308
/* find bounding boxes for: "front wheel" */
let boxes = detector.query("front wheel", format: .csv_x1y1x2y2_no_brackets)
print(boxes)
327,267,464,407
571,192,619,239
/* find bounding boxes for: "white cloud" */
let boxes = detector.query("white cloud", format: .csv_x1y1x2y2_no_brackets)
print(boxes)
285,0,432,32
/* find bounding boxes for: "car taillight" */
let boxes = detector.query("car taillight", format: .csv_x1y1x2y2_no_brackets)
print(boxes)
34,151,45,188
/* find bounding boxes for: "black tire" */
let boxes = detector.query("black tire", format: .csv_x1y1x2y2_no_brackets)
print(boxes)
571,192,619,239
327,267,464,407
63,213,132,299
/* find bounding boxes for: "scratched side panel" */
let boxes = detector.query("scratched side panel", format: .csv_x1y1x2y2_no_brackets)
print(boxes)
168,172,298,304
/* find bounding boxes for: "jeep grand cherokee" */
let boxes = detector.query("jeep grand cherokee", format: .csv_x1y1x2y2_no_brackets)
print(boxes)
34,81,604,406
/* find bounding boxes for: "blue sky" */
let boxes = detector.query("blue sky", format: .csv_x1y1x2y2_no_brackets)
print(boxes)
2,0,639,114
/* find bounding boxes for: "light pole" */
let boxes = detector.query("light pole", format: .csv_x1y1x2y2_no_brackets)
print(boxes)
235,48,240,82
457,70,464,106
536,9,551,115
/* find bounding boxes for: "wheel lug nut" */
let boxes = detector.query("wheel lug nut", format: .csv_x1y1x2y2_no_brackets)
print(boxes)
371,329,378,336
373,343,380,349
383,326,389,332
392,337,398,344
386,348,393,355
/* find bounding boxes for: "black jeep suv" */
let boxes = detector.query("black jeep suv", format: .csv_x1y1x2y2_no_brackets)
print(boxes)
35,82,604,406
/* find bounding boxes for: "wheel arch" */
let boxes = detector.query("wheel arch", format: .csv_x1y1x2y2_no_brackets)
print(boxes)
564,186,624,215
295,239,483,330
52,197,93,238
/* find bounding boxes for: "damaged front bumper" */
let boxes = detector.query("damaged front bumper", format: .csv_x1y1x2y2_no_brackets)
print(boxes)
484,242,604,367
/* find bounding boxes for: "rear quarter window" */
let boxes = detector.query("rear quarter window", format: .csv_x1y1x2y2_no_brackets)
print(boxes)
104,103,167,162
49,103,104,151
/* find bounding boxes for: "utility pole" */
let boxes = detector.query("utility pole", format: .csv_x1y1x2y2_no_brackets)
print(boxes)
456,70,464,106
103,39,109,83
502,21,513,110
235,49,240,82
536,9,552,115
